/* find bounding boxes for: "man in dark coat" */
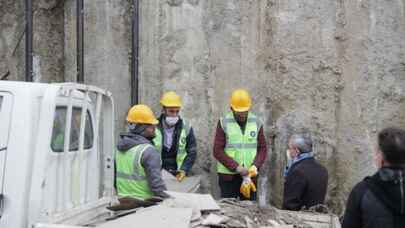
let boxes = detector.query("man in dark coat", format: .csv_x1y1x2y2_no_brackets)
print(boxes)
342,127,405,228
283,133,328,210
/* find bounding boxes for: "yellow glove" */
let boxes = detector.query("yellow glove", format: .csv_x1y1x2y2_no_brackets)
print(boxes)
240,183,250,199
240,176,257,199
176,170,186,182
250,181,257,192
248,165,258,178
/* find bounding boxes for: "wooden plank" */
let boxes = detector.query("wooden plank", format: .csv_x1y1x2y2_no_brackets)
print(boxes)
97,205,192,228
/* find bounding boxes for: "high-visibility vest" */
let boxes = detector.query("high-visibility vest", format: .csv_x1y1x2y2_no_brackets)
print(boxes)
217,112,261,174
153,119,190,170
115,143,154,200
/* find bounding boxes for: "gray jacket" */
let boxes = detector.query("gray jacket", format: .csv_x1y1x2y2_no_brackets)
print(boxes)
116,132,168,198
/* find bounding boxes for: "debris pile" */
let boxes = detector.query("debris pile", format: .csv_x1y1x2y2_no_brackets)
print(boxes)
162,193,340,228
103,192,340,228
193,199,340,228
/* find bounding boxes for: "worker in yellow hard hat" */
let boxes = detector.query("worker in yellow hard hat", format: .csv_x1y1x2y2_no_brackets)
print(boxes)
153,91,197,182
115,104,169,200
213,89,267,200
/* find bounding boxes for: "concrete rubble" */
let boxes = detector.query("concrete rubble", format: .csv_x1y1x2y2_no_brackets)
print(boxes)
104,173,340,228
192,199,341,228
106,192,340,228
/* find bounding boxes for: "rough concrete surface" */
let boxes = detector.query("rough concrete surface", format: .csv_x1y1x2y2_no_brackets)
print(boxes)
139,0,405,214
1,0,405,215
0,0,27,81
64,0,132,135
0,0,64,82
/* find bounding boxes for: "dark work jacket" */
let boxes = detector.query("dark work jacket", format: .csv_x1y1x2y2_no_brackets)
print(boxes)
342,167,405,228
282,157,328,210
156,115,197,174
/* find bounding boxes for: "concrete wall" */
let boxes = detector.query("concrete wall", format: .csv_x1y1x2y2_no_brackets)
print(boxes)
64,0,132,134
0,0,132,134
0,0,64,82
1,0,405,214
139,0,405,213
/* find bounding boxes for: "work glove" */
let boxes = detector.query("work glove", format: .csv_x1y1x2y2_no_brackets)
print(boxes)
248,165,258,178
236,165,249,176
240,176,257,199
176,170,186,182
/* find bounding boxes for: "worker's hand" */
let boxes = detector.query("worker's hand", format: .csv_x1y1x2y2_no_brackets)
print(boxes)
236,165,249,176
248,165,258,178
176,170,186,182
240,176,256,199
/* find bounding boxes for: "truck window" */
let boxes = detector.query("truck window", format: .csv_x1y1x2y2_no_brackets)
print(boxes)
51,107,94,152
0,96,3,110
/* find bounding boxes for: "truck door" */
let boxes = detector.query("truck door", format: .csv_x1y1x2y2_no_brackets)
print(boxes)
0,92,13,213
45,102,97,212
22,84,115,226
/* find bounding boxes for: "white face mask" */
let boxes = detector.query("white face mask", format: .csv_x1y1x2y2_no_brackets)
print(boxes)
286,149,292,161
165,116,179,127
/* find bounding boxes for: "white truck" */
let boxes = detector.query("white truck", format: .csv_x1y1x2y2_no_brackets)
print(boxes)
0,81,116,227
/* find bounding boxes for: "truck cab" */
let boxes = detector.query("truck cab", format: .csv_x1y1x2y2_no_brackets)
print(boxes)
0,82,115,228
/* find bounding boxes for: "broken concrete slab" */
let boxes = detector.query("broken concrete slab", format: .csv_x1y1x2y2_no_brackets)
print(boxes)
201,213,229,226
162,169,201,193
165,191,220,211
245,216,259,228
165,174,201,193
162,169,177,180
98,205,192,228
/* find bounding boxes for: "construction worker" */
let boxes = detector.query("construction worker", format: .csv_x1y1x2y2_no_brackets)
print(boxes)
115,104,169,200
153,91,197,182
213,89,267,200
342,127,405,228
283,133,328,210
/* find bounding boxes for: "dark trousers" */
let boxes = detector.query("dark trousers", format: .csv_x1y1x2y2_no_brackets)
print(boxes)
218,174,257,201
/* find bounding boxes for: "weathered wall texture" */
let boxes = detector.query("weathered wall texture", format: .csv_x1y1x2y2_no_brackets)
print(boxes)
1,0,405,214
0,0,132,134
0,0,64,82
139,0,405,213
335,0,405,211
64,0,132,134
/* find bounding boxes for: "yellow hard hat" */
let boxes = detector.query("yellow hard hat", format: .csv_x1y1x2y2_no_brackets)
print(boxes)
160,91,182,107
230,89,252,112
126,104,159,125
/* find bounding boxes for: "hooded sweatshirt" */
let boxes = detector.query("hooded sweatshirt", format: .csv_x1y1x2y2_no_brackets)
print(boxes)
116,132,168,198
342,167,405,228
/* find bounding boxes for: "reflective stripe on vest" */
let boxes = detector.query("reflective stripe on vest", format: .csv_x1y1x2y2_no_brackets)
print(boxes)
153,119,190,170
115,143,153,200
217,112,260,174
